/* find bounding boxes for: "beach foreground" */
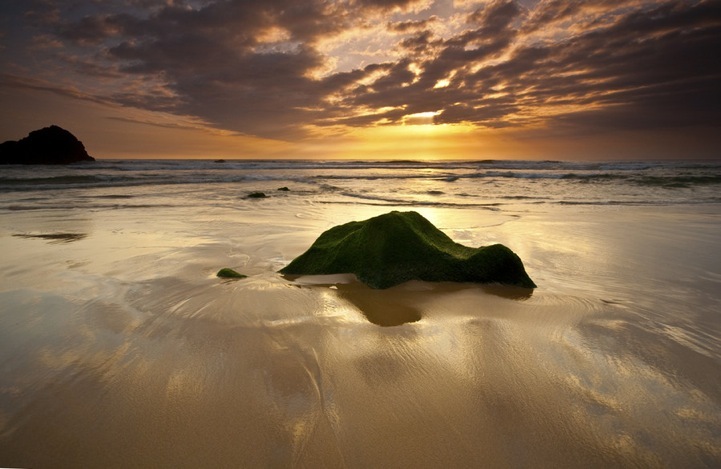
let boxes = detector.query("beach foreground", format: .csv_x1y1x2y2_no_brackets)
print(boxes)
1,161,721,467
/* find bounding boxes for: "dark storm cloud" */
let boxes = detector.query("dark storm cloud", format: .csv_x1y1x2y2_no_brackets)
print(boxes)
351,0,430,12
375,0,721,132
387,16,439,33
396,29,442,54
7,0,720,139
515,0,721,130
467,0,521,31
340,0,525,122
51,0,353,137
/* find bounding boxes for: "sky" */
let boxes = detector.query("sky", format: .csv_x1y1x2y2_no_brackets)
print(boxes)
1,0,720,160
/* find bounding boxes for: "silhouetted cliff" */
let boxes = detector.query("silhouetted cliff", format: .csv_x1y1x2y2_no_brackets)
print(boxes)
0,125,95,165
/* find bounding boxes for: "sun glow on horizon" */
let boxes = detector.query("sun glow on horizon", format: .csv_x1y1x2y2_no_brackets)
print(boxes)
314,121,494,161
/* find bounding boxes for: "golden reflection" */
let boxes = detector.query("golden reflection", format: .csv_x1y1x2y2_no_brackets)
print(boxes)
291,274,533,327
335,282,422,327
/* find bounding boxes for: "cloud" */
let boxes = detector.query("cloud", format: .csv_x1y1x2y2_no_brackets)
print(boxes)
353,0,431,12
467,0,521,31
387,16,439,33
343,0,721,133
4,0,720,141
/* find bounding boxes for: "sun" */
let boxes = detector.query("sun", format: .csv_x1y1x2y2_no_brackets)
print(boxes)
402,111,440,126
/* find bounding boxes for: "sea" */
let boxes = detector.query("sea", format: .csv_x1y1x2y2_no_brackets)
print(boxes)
2,159,721,209
1,158,721,467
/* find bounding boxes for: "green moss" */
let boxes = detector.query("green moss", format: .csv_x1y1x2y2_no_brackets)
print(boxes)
217,268,247,279
280,211,536,289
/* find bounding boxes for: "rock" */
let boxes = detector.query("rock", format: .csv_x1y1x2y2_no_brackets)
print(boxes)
280,211,536,289
277,186,290,191
0,125,95,165
217,268,247,279
246,192,268,199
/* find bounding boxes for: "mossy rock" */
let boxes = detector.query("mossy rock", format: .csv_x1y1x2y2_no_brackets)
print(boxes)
217,268,247,279
280,211,536,289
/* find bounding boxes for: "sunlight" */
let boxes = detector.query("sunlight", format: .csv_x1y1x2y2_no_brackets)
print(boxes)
402,111,440,126
323,121,484,160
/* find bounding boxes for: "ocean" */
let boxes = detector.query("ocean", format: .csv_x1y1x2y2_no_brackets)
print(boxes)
1,159,721,467
3,159,721,208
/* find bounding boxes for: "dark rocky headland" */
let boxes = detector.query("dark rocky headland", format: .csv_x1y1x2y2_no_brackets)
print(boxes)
0,125,95,165
280,211,537,289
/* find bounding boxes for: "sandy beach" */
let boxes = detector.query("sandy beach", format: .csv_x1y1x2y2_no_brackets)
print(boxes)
1,161,721,467
3,0,721,464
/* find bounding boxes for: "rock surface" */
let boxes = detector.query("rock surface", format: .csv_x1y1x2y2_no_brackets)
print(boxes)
0,125,95,165
280,211,536,289
217,268,247,279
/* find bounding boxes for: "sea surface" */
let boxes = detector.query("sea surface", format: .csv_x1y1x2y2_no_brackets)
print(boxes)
2,158,721,208
1,159,721,467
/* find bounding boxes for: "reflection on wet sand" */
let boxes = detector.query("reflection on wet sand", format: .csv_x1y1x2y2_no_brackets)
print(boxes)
1,200,721,467
292,274,534,326
332,281,423,326
335,281,535,326
1,269,720,467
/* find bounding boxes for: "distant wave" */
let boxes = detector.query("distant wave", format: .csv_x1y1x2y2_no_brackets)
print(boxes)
4,203,178,211
0,175,108,186
2,159,721,209
77,158,721,173
633,175,721,188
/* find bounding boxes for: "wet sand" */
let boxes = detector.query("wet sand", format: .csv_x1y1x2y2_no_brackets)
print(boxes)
1,200,721,467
